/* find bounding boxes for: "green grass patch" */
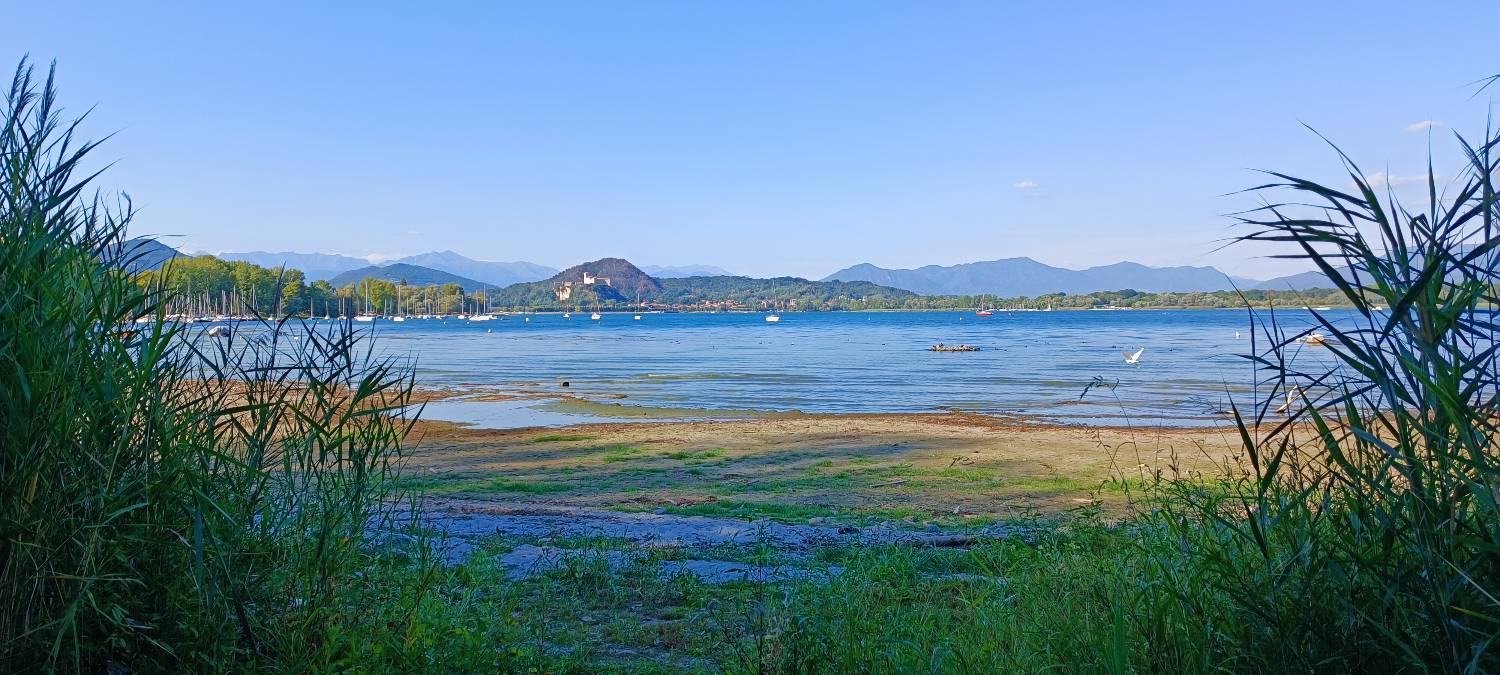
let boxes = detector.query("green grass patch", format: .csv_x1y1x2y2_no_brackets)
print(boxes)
530,433,597,443
663,448,726,461
601,444,650,462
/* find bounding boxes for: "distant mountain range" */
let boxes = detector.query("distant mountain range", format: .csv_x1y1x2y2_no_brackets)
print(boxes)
217,251,368,281
217,250,557,285
822,258,1274,296
640,264,734,278
135,241,1354,296
1252,270,1333,290
391,251,557,287
327,263,489,292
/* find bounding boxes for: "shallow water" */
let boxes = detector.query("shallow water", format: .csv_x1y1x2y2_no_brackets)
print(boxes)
329,308,1351,428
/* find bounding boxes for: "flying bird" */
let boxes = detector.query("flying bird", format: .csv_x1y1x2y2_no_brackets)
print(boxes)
1275,386,1304,415
1123,347,1144,365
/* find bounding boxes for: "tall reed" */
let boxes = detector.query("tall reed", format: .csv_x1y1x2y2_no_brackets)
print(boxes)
1144,103,1500,671
0,59,422,671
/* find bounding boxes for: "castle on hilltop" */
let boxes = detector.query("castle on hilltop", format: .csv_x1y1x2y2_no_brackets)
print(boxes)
555,271,613,301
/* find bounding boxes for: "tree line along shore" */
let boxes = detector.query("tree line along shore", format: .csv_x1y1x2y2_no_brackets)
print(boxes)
131,253,1357,316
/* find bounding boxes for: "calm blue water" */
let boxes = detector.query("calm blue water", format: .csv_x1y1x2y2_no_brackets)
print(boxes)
327,309,1350,427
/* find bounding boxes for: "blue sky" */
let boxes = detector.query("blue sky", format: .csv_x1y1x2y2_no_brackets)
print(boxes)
7,2,1498,279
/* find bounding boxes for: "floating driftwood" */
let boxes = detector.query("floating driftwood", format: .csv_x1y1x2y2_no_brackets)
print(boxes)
928,344,980,352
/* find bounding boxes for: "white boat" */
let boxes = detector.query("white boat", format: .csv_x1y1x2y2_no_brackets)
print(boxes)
391,315,405,322
207,325,230,337
591,312,601,320
563,312,571,319
765,313,780,323
354,314,377,322
470,286,495,321
634,314,642,321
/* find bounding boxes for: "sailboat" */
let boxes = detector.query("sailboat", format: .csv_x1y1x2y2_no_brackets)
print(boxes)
354,282,377,322
469,287,495,321
591,297,602,321
975,294,993,317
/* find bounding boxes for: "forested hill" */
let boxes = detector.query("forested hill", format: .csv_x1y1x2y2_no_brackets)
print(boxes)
652,276,915,310
485,257,919,310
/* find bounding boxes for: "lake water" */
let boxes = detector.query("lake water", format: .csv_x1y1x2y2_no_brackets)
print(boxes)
322,308,1349,428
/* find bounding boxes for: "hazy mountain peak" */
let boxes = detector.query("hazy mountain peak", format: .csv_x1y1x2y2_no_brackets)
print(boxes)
390,251,556,287
822,258,1250,296
640,264,735,278
217,251,369,281
327,263,488,291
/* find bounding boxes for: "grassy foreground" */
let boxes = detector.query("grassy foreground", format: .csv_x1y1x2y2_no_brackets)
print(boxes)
4,59,1500,673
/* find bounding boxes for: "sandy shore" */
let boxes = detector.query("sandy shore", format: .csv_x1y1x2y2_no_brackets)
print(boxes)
401,412,1244,524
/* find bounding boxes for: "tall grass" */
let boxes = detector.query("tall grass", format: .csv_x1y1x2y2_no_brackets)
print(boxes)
1140,109,1500,670
0,59,425,671
8,53,1500,673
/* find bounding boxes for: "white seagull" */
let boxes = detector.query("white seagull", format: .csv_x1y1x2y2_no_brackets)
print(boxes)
1123,347,1145,365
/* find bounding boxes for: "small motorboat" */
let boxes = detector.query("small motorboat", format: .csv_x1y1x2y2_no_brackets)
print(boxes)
634,314,642,320
207,325,230,338
929,343,980,352
1304,332,1327,346
765,313,781,323
591,312,602,320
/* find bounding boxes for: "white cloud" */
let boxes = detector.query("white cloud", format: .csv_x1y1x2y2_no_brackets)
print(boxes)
1365,171,1436,189
1012,180,1039,189
363,253,397,264
1404,120,1442,133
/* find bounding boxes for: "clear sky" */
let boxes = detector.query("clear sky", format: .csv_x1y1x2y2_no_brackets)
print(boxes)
6,2,1498,279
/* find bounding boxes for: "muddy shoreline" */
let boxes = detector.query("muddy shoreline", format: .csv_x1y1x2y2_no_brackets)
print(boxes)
400,411,1243,523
